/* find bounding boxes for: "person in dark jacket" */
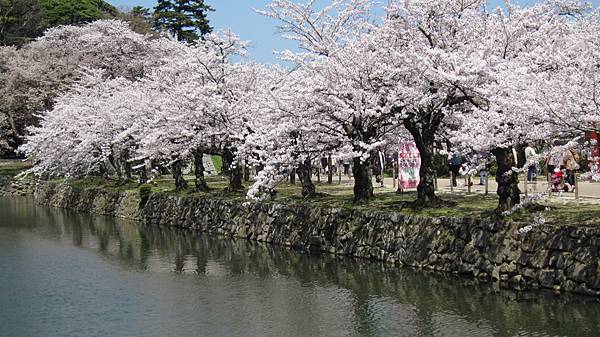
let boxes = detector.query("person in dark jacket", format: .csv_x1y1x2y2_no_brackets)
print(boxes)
449,152,462,187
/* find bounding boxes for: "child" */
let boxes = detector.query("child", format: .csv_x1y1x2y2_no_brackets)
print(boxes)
551,168,571,193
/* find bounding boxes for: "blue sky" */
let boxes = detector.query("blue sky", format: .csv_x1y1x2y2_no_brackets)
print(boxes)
108,0,600,64
109,0,297,64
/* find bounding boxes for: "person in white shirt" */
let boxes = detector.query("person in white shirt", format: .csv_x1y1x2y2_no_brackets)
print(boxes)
546,144,564,180
524,143,538,183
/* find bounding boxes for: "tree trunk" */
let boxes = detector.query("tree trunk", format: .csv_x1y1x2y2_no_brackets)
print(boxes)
415,142,439,206
403,116,440,206
297,159,316,198
107,151,122,181
171,159,187,191
138,161,148,184
122,149,132,180
222,148,243,191
327,155,333,184
244,160,250,181
256,164,264,175
193,149,209,192
290,168,296,184
492,147,520,211
352,156,373,203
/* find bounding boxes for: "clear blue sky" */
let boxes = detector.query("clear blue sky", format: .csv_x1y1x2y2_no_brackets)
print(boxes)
108,0,600,64
109,0,297,64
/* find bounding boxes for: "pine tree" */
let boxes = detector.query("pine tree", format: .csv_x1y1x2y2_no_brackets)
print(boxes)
153,0,212,43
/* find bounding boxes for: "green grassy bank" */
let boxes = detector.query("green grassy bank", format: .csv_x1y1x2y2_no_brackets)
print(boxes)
56,174,600,228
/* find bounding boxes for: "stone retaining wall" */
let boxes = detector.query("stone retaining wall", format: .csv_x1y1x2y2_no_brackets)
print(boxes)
0,176,35,196
34,182,600,297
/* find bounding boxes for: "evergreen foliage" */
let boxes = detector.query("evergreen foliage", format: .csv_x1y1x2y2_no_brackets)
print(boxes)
0,0,119,46
153,0,213,43
39,0,117,28
0,0,44,46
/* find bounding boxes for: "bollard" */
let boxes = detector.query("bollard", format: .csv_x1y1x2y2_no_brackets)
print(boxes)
433,171,438,191
575,172,579,201
393,162,397,189
467,176,472,194
484,174,489,195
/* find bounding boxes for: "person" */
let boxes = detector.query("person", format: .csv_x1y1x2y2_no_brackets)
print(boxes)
477,151,492,185
524,143,538,183
343,159,350,175
448,152,462,187
372,149,386,187
546,144,564,181
377,149,386,187
321,156,329,173
551,167,570,193
563,146,580,188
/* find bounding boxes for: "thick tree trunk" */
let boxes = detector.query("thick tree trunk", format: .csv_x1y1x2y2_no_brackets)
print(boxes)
143,159,152,183
138,160,148,184
222,148,243,191
290,168,296,184
297,159,316,198
492,147,520,211
327,155,333,184
122,149,132,180
415,144,438,206
403,117,440,207
193,149,209,192
171,159,188,191
352,157,373,203
139,166,148,184
107,151,122,181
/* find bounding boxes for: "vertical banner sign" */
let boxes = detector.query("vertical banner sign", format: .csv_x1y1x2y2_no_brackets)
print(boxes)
398,141,421,189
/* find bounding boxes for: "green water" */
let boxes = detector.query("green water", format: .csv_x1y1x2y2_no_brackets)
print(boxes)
1,197,599,337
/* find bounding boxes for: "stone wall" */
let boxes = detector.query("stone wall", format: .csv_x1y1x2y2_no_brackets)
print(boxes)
34,182,600,297
0,176,35,196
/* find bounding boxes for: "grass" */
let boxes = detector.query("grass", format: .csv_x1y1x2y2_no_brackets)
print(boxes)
68,175,246,200
532,201,600,227
211,155,223,174
58,174,600,227
0,160,32,176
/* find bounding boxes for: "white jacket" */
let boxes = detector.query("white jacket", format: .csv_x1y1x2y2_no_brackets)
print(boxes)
525,146,537,166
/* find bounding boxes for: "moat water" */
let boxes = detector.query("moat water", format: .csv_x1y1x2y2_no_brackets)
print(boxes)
1,197,599,337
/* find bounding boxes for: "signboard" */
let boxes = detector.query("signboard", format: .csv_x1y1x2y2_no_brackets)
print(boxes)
398,141,421,190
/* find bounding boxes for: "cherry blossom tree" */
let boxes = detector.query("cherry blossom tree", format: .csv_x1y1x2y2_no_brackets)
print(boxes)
449,1,599,210
19,0,600,214
259,0,405,203
21,28,265,194
242,67,345,200
0,19,177,156
20,70,143,179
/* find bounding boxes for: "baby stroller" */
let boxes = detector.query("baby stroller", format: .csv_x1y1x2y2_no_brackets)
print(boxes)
550,168,571,193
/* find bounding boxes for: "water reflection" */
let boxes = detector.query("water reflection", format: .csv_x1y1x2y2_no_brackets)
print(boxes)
1,197,599,337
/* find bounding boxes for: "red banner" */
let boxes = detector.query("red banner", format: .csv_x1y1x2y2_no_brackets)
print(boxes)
398,141,421,189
